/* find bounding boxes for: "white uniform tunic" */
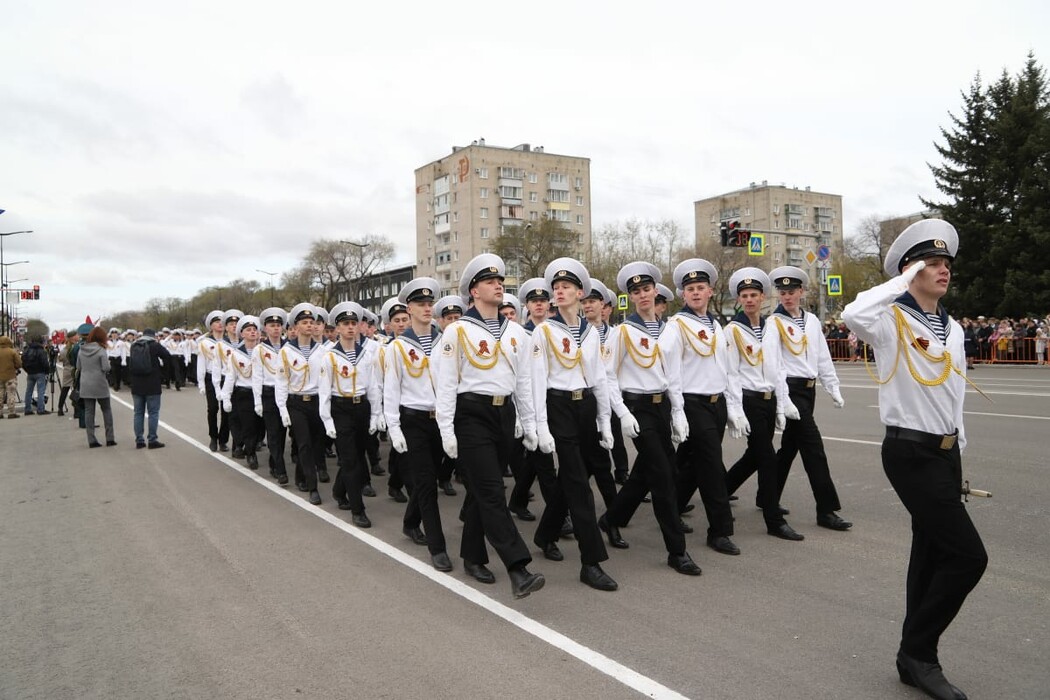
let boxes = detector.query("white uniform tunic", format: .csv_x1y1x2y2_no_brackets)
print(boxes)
662,308,735,414
274,340,325,421
384,328,441,428
220,343,255,399
724,313,791,412
317,339,383,435
767,308,840,395
606,314,668,394
197,335,224,395
528,314,611,429
251,339,284,408
106,338,127,365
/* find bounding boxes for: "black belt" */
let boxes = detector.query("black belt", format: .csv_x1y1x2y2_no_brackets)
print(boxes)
402,406,436,419
742,389,774,400
787,377,816,389
332,395,366,404
459,391,510,407
262,385,275,395
288,394,317,403
232,386,253,395
684,392,722,404
622,390,666,404
548,388,593,401
886,426,958,450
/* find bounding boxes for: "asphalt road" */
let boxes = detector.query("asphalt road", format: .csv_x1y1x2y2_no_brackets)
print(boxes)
2,365,1048,699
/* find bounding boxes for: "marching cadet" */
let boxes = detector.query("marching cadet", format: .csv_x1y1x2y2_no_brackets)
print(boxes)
170,329,188,390
654,283,674,320
434,253,545,598
600,261,702,576
578,278,620,511
358,309,385,489
106,328,127,390
198,310,230,452
767,266,852,531
843,220,986,700
722,268,805,541
218,309,244,456
311,307,331,347
221,316,262,470
253,307,290,484
529,258,619,591
377,297,410,504
383,277,453,570
432,295,465,496
188,329,201,384
662,259,740,556
594,284,631,485
122,330,136,387
275,303,330,506
498,292,521,322
318,301,383,525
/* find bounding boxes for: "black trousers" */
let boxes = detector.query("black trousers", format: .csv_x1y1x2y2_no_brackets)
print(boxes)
204,373,229,443
883,437,987,663
675,394,734,538
534,392,608,565
171,356,186,389
438,455,456,483
725,392,785,528
509,445,558,513
287,395,325,491
585,433,619,510
109,357,123,390
331,397,370,513
187,355,198,384
456,396,531,570
231,387,258,455
399,408,446,554
388,447,407,491
604,393,686,555
610,413,629,476
261,386,287,476
776,382,842,515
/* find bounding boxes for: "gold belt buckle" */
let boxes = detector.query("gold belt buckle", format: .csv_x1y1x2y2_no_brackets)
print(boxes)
652,393,663,404
806,379,816,389
492,395,505,407
352,396,362,404
710,394,719,404
763,391,772,400
428,410,436,419
571,389,584,401
940,434,956,450
302,395,312,402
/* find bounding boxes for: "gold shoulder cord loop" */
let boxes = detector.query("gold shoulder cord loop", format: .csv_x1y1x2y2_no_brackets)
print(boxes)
732,325,764,367
457,325,504,370
232,351,253,379
774,317,808,356
259,347,279,375
675,317,716,357
199,339,216,362
329,353,358,397
620,323,660,369
281,347,309,392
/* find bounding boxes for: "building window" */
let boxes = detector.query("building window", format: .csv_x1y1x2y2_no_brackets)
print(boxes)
548,172,567,186
773,235,781,245
480,208,488,219
478,167,488,179
576,215,584,224
454,251,459,260
546,189,570,203
529,211,539,221
787,218,802,229
453,212,459,222
480,227,489,239
576,195,584,206
574,177,582,188
528,172,537,183
773,204,780,215
774,220,780,230
550,210,571,223
499,185,523,199
453,270,459,280
453,231,458,241
427,238,432,248
529,191,538,202
480,187,488,199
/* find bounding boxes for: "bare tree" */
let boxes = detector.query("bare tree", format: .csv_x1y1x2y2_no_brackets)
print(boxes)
296,234,396,306
493,219,577,282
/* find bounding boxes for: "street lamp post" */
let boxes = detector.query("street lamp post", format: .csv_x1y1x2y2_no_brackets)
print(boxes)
256,269,277,307
1,230,32,337
1,258,30,337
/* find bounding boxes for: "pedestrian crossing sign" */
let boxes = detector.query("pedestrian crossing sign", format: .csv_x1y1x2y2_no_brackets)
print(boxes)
617,294,628,310
827,275,843,296
748,233,764,256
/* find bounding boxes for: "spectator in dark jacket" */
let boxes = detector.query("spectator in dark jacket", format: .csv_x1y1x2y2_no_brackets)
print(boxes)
0,335,22,418
130,328,172,449
21,335,51,415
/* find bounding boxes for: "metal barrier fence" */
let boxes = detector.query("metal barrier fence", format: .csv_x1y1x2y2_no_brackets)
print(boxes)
825,336,1049,365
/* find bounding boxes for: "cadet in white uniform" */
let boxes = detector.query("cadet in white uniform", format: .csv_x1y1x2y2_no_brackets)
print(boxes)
377,297,411,505
843,220,986,700
253,307,289,484
217,310,245,456
197,310,229,452
106,328,127,390
432,295,464,496
767,266,852,531
434,254,545,598
221,316,262,470
578,278,620,510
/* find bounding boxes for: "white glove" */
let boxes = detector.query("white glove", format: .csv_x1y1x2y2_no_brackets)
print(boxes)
280,410,291,428
376,413,387,433
254,403,264,417
537,424,556,454
368,414,379,434
325,426,337,440
831,389,845,409
598,420,614,450
199,386,206,396
783,400,800,421
728,412,751,439
671,409,689,444
388,425,408,454
895,259,926,293
619,411,640,439
514,417,524,439
222,398,232,413
776,412,787,431
522,430,539,452
441,432,458,459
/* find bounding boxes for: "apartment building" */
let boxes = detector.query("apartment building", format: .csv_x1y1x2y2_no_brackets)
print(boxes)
415,139,592,295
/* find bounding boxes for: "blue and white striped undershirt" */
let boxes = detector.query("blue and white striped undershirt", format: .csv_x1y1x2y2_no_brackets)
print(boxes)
696,314,715,334
925,313,947,343
484,317,502,340
792,315,806,333
752,324,763,341
644,320,661,339
570,325,581,344
419,334,433,356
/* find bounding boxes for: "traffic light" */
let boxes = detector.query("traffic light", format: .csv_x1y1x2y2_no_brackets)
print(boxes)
719,221,729,246
20,290,31,300
33,285,39,300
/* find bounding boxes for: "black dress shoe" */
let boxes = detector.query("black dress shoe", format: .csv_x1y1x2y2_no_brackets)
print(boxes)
598,515,629,549
403,526,427,545
209,438,218,452
768,523,805,541
439,481,457,496
136,443,146,449
510,506,536,522
219,443,229,452
232,446,244,458
432,551,453,572
351,512,372,528
362,484,376,498
308,490,322,506
276,473,289,486
325,448,336,459
817,512,853,531
707,535,741,556
370,465,386,476
897,651,967,700
105,440,117,447
641,494,652,503
681,503,695,514
148,441,165,450
580,564,618,591
535,538,564,562
728,494,738,501
508,565,545,599
245,453,259,470
389,487,408,503
317,469,330,483
559,517,574,538
88,441,102,448
296,481,308,492
677,519,694,534
335,498,352,511
667,552,702,576
464,560,496,584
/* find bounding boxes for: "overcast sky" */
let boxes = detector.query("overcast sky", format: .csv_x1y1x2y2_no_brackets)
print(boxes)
2,0,1047,331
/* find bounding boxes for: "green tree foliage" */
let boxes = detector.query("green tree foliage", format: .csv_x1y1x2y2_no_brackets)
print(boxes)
923,53,1050,316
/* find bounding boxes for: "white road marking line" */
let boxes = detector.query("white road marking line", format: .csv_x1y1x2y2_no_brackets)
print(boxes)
110,395,687,700
838,383,1050,397
963,411,1050,421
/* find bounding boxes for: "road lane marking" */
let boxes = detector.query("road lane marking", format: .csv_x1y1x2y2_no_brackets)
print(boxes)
109,395,687,700
839,383,1050,397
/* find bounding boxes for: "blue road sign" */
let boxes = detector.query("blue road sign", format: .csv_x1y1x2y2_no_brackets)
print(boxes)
748,233,765,256
827,275,843,296
818,244,831,261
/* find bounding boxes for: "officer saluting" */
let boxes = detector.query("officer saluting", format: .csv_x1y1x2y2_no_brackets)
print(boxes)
843,220,986,700
434,253,545,598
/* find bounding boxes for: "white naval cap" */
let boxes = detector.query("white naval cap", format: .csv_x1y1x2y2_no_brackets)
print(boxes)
769,266,810,289
616,261,662,293
459,253,506,298
499,292,522,318
585,278,610,303
380,296,408,323
289,302,317,324
329,301,365,324
161,327,171,333
884,219,959,277
434,295,466,318
109,327,120,334
222,309,244,326
363,309,379,325
398,276,441,304
655,283,674,303
544,258,592,297
236,316,259,335
205,310,224,327
728,267,771,295
518,277,551,303
172,328,184,336
673,258,718,291
259,307,288,327
313,306,329,326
